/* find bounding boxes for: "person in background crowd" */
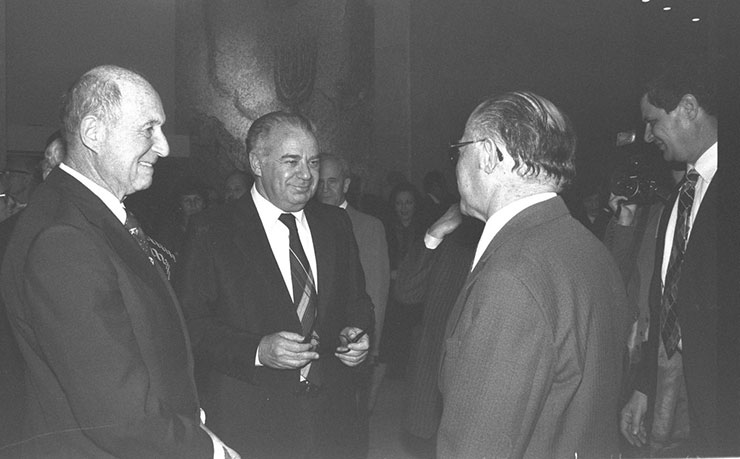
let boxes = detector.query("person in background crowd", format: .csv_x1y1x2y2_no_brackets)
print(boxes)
224,170,252,203
438,91,631,458
317,152,390,453
0,64,237,458
158,176,209,257
176,111,374,459
378,182,426,380
395,203,482,457
40,130,66,180
1,156,38,210
419,170,455,226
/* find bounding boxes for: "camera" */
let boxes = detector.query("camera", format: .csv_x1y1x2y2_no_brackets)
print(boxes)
610,130,671,205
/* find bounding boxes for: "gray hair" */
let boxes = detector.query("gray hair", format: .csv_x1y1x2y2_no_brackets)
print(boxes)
467,91,576,191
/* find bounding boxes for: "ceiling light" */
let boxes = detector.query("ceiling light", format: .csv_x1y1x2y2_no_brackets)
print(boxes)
692,17,701,22
641,0,650,3
663,6,672,11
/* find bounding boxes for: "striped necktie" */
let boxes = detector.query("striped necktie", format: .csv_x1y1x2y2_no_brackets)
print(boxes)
660,169,699,358
278,213,318,343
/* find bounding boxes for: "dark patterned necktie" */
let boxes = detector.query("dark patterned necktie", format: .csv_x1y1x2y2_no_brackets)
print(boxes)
278,213,318,342
124,210,155,266
660,169,700,358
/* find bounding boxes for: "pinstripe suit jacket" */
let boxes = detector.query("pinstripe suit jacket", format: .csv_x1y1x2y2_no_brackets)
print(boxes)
438,197,631,458
395,221,479,439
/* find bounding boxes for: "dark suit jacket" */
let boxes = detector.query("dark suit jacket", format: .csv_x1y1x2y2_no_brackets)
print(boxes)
438,197,631,459
635,174,735,454
175,193,374,458
0,168,211,458
395,221,479,440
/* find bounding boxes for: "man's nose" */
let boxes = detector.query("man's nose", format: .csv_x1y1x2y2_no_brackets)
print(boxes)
297,161,312,180
154,129,170,157
643,124,654,143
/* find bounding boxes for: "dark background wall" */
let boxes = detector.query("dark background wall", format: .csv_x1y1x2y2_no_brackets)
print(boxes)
1,0,731,211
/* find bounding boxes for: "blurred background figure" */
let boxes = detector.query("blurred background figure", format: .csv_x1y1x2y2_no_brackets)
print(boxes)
223,170,252,203
0,180,24,447
158,176,209,257
394,203,482,457
378,182,425,381
40,130,66,180
317,153,390,451
420,170,455,226
1,156,38,210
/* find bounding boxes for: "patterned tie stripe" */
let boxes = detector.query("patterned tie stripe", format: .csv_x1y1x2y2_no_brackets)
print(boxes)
124,210,155,266
278,213,320,386
278,213,318,340
660,170,699,358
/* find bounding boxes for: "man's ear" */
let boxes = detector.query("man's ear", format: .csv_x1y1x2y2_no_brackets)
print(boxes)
679,94,700,121
249,152,262,177
79,115,103,152
479,138,501,174
342,177,351,195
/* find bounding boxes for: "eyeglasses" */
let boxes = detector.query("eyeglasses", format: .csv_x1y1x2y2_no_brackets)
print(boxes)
448,139,486,164
449,138,504,164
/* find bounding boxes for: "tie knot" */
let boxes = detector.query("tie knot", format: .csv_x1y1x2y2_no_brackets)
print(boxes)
685,169,700,186
279,213,297,233
124,210,140,231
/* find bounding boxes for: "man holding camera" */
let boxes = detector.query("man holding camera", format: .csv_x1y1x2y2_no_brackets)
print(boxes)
618,58,728,456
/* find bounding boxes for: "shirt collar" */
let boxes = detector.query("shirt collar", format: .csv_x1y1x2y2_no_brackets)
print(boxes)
251,185,307,226
339,200,348,209
689,141,717,183
472,192,557,269
59,163,127,224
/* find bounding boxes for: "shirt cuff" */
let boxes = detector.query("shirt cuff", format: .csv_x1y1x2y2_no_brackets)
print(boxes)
424,231,443,249
255,348,263,366
200,409,227,459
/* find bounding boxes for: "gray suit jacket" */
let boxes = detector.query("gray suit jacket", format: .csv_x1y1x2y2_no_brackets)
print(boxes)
345,205,390,356
438,197,631,459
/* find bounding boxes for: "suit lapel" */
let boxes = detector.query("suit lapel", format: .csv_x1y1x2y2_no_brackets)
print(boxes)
305,203,335,325
232,195,296,313
53,170,170,300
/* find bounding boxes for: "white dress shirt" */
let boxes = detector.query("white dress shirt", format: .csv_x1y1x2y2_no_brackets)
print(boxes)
251,186,319,297
472,192,557,270
660,142,717,285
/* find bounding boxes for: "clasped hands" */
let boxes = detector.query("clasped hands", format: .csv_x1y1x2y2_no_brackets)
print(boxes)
258,327,368,369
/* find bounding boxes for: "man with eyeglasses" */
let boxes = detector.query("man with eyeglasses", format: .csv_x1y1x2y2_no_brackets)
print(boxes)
437,91,631,458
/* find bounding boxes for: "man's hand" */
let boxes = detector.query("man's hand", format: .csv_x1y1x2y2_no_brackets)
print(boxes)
428,203,463,239
608,193,638,227
335,327,369,367
257,331,318,369
620,390,648,447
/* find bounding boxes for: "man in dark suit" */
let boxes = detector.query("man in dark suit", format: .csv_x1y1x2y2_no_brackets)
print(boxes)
176,112,374,459
395,203,481,454
0,65,236,458
620,58,727,456
437,91,631,458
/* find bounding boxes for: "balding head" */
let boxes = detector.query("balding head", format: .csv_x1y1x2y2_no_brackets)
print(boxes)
318,153,351,207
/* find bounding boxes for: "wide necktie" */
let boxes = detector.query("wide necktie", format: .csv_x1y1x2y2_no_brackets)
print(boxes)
660,170,699,359
124,210,155,266
278,213,321,385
